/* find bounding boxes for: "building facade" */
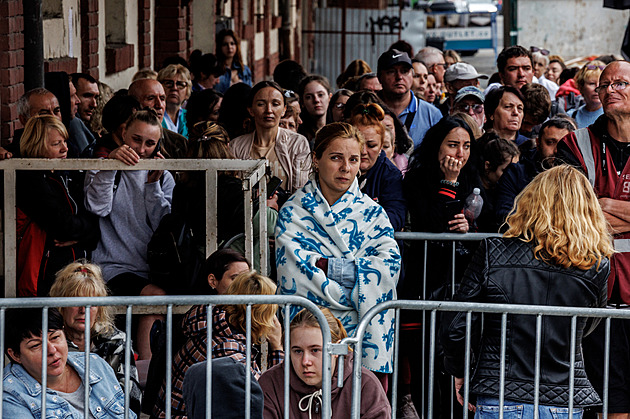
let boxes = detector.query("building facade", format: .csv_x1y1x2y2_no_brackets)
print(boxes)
0,0,302,144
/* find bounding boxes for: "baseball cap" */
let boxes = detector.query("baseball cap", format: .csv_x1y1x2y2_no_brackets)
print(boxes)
444,62,489,82
377,49,413,73
454,86,485,104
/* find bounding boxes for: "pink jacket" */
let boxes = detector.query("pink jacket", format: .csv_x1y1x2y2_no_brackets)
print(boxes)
230,128,311,193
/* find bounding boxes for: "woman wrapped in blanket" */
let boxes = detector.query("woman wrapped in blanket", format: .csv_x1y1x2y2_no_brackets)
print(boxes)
275,122,401,388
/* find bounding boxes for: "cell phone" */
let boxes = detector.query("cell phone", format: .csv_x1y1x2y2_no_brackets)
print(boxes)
267,176,283,199
445,199,464,219
150,138,162,158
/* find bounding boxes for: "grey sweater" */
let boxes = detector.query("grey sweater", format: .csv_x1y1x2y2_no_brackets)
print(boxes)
84,169,175,281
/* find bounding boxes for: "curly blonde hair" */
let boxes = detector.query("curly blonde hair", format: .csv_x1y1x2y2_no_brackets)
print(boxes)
49,260,114,335
221,271,278,344
504,165,614,270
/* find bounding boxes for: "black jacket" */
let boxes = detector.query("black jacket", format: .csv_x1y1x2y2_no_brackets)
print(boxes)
441,237,609,407
17,170,100,296
359,151,406,231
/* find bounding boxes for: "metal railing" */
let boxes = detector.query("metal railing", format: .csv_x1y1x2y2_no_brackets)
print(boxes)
0,158,269,297
338,299,624,419
0,295,333,419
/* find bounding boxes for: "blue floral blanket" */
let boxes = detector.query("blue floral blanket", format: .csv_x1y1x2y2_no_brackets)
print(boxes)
275,178,401,372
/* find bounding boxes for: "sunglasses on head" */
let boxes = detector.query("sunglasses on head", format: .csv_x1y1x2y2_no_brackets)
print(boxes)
585,64,606,71
530,46,550,56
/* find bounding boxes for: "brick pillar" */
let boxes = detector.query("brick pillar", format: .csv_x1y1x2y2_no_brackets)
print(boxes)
80,0,99,78
0,0,25,144
154,0,188,69
138,0,152,69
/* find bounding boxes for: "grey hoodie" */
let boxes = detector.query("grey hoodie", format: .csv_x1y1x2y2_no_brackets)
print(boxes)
84,169,174,281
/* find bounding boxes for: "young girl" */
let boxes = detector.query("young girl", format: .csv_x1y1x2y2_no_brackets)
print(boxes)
259,308,391,418
215,29,253,94
84,109,175,359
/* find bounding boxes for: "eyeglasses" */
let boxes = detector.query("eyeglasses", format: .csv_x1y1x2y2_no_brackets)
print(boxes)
530,46,550,56
585,64,606,70
455,103,484,114
162,80,188,90
595,81,630,94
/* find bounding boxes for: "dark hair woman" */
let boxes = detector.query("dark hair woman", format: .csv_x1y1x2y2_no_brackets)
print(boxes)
297,74,333,146
483,86,528,145
401,116,489,416
230,81,311,194
4,308,134,418
185,89,223,134
215,29,253,94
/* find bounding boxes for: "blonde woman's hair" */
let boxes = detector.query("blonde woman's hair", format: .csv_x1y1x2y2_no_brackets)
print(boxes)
450,111,482,139
157,64,193,101
290,307,349,346
49,260,115,335
575,60,606,89
20,115,68,158
504,165,614,270
222,271,278,344
132,68,158,82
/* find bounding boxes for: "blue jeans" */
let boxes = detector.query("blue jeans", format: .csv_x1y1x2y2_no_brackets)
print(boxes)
475,397,583,419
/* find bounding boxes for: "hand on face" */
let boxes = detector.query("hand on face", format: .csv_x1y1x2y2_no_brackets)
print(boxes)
440,155,464,181
109,144,140,166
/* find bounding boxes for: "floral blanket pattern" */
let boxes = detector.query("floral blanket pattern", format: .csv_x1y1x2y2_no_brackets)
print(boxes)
275,178,401,372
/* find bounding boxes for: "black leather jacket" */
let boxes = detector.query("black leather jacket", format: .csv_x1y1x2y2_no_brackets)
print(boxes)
441,237,609,407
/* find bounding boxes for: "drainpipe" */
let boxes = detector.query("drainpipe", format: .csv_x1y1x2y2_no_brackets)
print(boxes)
24,0,45,90
279,0,292,60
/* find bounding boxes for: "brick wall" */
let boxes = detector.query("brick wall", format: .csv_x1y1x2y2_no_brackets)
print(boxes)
154,0,188,69
0,0,24,144
44,57,78,74
80,0,99,78
138,0,152,69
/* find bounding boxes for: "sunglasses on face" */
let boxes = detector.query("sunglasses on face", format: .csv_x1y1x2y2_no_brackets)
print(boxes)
530,46,550,56
162,80,188,90
455,103,484,114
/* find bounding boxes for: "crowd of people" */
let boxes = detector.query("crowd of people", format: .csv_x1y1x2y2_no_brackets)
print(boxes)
4,33,630,418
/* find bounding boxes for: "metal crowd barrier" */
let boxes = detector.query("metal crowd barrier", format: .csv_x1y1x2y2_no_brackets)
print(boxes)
0,295,333,419
0,158,269,297
339,299,625,419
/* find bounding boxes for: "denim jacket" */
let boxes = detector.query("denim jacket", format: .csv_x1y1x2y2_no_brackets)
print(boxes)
2,352,136,418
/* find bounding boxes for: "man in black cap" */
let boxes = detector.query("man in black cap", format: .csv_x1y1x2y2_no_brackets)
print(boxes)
377,48,443,148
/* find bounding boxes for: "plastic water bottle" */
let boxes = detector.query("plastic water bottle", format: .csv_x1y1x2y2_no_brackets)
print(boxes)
464,188,483,230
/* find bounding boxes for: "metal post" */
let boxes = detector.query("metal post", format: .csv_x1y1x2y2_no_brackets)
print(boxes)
84,306,91,418
125,305,132,419
205,167,218,256
205,304,214,419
